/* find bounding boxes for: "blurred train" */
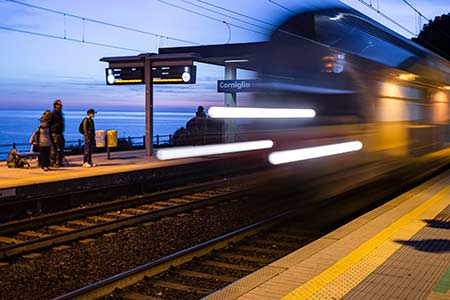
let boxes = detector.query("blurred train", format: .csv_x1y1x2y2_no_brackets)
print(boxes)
159,6,450,198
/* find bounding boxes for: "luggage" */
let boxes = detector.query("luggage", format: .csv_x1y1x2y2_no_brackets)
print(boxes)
6,149,30,168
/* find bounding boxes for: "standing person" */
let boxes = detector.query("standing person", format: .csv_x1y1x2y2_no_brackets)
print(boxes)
50,99,65,167
30,110,52,171
80,108,96,167
186,106,208,145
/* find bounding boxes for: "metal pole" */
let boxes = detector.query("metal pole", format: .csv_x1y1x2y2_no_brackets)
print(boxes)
106,130,111,160
224,64,237,143
144,57,154,156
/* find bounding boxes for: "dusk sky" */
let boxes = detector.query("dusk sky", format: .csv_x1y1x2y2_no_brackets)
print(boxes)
0,0,448,111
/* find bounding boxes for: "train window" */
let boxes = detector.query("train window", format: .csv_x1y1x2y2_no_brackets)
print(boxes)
314,14,417,68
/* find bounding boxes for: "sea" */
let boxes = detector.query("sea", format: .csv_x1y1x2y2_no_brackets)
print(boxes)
0,109,194,159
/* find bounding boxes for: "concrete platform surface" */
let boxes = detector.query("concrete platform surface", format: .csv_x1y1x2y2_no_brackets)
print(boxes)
0,150,202,189
205,170,450,300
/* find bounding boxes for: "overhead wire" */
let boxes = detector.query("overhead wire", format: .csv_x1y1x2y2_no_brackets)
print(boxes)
267,0,296,15
225,21,231,43
156,0,267,36
193,0,278,27
178,0,273,32
355,0,416,36
401,0,430,22
158,0,334,49
0,25,146,52
3,0,200,46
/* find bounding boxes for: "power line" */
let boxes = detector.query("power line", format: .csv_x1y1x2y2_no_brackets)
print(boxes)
355,0,416,36
178,0,273,33
193,0,277,27
267,0,296,15
160,0,334,50
4,0,200,45
156,0,267,36
0,25,146,52
401,0,430,22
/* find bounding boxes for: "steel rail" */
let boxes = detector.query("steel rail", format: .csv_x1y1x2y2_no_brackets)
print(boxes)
0,187,254,259
0,176,250,236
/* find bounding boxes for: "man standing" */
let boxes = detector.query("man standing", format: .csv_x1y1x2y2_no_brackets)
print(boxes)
50,99,65,167
81,108,96,167
186,106,208,145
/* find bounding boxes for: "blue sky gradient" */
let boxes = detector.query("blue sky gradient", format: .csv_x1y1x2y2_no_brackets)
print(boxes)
0,0,448,111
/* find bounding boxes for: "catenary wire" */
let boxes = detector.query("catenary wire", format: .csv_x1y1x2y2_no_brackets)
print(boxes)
267,0,296,14
156,0,267,36
355,0,416,36
4,0,200,45
0,25,146,52
193,0,278,27
401,0,430,21
178,0,273,32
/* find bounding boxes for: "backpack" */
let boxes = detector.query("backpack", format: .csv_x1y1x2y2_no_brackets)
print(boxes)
30,127,40,153
79,118,85,134
6,149,29,168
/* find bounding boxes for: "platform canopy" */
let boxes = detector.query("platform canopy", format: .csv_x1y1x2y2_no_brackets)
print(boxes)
158,42,267,71
100,42,267,155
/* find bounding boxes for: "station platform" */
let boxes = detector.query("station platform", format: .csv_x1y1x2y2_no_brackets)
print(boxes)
0,149,255,221
0,150,200,190
206,170,450,300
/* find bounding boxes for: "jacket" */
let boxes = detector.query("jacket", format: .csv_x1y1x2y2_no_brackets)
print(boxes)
30,122,52,147
50,109,64,134
82,117,95,137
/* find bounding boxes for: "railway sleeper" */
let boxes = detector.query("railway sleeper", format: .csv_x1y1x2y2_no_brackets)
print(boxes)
219,253,273,264
123,292,167,300
178,270,238,283
47,225,73,233
66,220,95,227
87,216,115,222
0,236,22,244
202,260,257,272
237,245,289,255
17,231,50,239
154,280,213,295
252,238,300,249
123,208,149,215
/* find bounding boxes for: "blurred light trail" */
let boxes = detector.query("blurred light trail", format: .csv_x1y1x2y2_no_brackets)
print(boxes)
156,140,274,160
268,141,363,165
208,107,316,119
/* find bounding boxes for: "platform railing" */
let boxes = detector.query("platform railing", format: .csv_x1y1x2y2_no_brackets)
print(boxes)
0,134,173,159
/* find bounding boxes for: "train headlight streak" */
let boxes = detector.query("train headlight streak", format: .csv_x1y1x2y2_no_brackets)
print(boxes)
268,141,363,165
156,140,274,160
208,107,316,119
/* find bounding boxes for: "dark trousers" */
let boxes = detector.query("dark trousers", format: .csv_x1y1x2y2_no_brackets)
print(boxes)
83,135,95,164
51,133,65,166
39,146,51,168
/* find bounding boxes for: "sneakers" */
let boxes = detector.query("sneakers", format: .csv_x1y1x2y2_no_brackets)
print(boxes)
90,163,97,167
42,167,49,171
82,162,92,168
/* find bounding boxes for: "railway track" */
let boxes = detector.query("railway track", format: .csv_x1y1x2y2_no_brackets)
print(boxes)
51,212,304,300
2,155,444,261
50,166,450,300
0,179,253,260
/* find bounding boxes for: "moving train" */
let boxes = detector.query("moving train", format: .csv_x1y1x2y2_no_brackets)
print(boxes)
159,6,450,202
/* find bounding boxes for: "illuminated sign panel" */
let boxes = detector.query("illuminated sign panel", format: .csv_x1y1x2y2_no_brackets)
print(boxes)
105,67,144,85
217,80,258,93
105,65,197,85
152,65,196,84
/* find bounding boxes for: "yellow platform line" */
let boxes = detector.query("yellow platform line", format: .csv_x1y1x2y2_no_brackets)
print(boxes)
282,184,450,300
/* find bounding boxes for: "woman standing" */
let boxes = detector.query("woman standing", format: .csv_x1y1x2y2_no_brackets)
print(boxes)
30,110,53,171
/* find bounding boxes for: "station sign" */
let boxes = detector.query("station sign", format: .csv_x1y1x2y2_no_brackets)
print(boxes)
105,67,144,85
217,80,259,93
152,65,197,84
